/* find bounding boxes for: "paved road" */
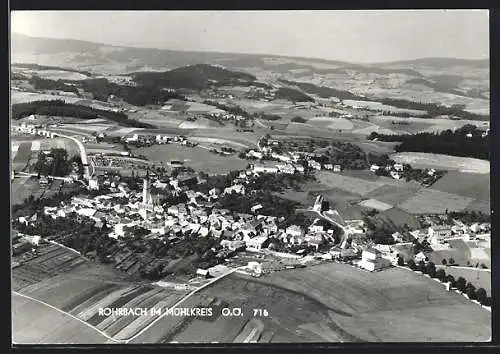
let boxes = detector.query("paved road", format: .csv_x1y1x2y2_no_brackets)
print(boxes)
314,209,350,248
50,131,91,179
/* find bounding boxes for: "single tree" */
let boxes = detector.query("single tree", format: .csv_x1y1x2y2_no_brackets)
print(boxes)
436,269,446,282
407,259,416,270
448,257,455,265
476,288,487,305
441,259,447,266
465,286,476,300
418,260,426,273
397,256,405,266
456,277,467,292
446,274,455,287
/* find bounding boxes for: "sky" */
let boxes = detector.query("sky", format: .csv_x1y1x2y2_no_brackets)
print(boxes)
10,10,489,63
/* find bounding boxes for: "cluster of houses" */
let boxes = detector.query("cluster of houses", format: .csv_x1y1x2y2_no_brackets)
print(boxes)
19,168,348,262
12,123,56,138
352,216,491,272
205,111,246,122
370,162,406,179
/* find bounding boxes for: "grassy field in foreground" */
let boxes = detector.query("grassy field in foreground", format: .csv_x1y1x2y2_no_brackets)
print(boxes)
245,263,490,342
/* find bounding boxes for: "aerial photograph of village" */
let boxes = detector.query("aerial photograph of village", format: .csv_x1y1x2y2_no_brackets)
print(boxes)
10,10,491,344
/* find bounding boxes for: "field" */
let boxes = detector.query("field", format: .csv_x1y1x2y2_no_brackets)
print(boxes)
375,207,421,230
197,263,490,342
390,152,490,174
430,171,490,199
134,144,248,174
398,189,474,214
11,176,77,209
366,183,421,204
12,243,190,344
317,171,389,196
358,198,393,211
11,91,82,105
307,117,355,130
12,293,110,344
342,99,428,116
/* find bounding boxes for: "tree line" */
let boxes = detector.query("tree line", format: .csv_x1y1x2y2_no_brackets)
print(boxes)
399,258,491,307
29,75,79,94
368,125,489,160
11,100,156,129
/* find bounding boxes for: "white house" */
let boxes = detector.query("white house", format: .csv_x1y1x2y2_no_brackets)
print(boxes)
370,164,380,172
245,236,268,251
390,171,401,180
393,163,404,171
253,165,278,174
308,160,321,170
276,164,295,174
251,204,263,213
286,225,304,238
358,248,392,272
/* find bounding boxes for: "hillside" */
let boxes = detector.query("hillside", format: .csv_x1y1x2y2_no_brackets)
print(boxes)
131,64,257,90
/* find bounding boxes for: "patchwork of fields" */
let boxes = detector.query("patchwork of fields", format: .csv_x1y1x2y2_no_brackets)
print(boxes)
316,170,489,217
12,243,191,344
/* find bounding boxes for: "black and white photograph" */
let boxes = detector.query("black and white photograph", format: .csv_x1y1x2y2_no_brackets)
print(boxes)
10,10,491,344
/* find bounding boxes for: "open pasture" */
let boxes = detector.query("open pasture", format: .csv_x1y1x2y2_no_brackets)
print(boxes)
398,189,474,214
390,153,490,174
375,207,420,229
317,171,387,196
429,171,490,200
217,264,491,342
366,184,421,206
307,117,355,130
342,99,428,116
11,91,82,105
134,144,248,174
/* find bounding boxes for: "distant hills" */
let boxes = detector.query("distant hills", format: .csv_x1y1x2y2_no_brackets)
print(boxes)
11,32,489,73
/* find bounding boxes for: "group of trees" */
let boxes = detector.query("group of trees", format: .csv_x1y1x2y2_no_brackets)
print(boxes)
377,97,489,121
202,100,251,118
218,192,300,218
291,116,307,123
401,259,491,306
446,210,491,224
274,87,315,103
368,125,489,160
132,64,257,91
78,78,185,106
278,79,363,101
34,148,80,177
29,75,79,94
11,100,156,129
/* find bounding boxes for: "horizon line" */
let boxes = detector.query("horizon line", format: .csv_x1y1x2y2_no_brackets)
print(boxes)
10,32,490,65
